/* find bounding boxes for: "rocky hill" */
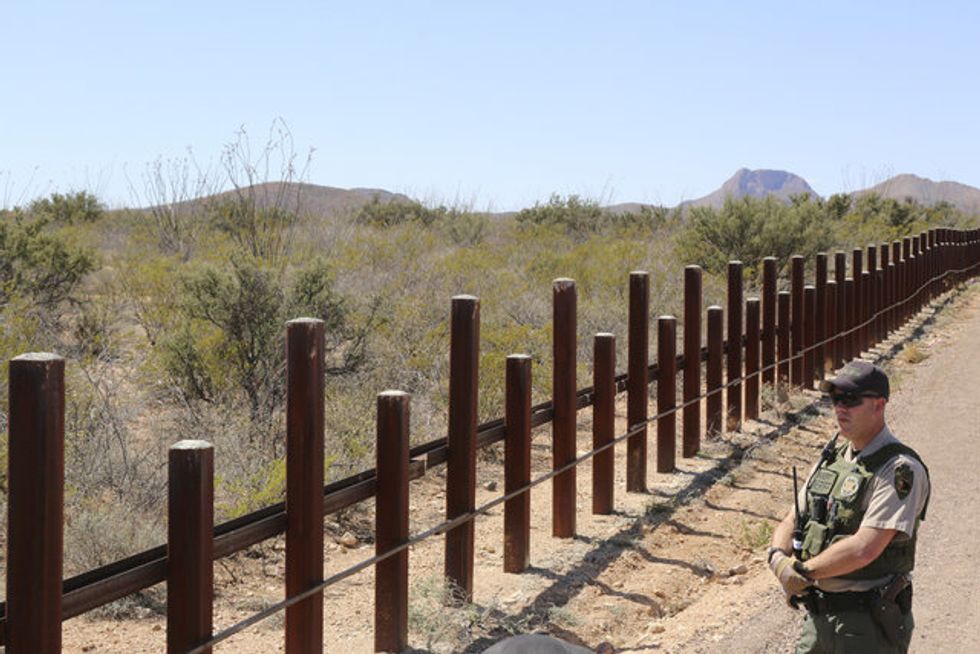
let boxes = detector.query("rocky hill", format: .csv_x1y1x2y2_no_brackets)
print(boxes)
681,168,819,209
852,173,980,213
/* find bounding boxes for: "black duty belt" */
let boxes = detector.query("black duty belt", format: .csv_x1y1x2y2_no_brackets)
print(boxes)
805,588,878,614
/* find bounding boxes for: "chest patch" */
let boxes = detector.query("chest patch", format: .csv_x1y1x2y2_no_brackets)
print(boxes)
809,469,837,496
894,463,914,499
839,474,862,499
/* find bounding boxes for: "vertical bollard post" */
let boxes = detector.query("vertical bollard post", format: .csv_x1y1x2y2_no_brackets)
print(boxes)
6,353,64,654
834,252,847,368
852,249,864,352
826,281,838,371
376,391,410,653
553,279,577,537
285,319,325,654
902,238,912,324
880,244,890,338
592,338,615,515
790,255,805,387
706,306,724,437
815,253,828,378
446,295,479,599
505,355,532,568
745,298,760,420
892,241,902,333
861,271,872,351
627,271,649,492
803,286,816,389
867,244,878,348
777,291,791,387
843,279,854,360
683,266,702,457
762,257,777,385
657,316,677,473
168,440,214,654
726,261,743,431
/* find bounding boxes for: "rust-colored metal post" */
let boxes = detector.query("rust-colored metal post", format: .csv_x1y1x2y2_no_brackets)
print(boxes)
286,319,325,654
6,353,64,654
762,257,777,385
834,252,847,368
505,355,533,569
852,249,863,352
446,295,479,598
790,255,805,387
168,440,214,654
657,316,677,473
376,391,410,652
880,244,890,339
826,281,838,371
777,291,791,387
745,298,760,420
843,279,854,360
803,286,816,389
866,244,878,348
815,253,828,378
726,261,743,431
592,338,614,515
706,306,724,437
902,237,912,324
861,271,871,352
891,241,902,333
553,279,577,537
626,271,649,492
683,266,702,458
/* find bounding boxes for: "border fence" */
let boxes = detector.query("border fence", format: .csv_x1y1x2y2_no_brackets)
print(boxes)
3,227,979,653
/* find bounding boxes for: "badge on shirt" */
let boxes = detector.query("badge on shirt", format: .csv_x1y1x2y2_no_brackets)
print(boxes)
839,475,861,499
894,463,914,500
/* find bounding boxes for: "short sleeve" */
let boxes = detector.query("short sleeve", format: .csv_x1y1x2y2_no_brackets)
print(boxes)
860,455,929,537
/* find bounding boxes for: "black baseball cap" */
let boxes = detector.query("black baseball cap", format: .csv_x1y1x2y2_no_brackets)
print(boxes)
819,360,890,400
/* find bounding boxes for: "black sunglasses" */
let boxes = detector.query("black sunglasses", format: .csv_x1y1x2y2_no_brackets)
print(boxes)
829,392,881,408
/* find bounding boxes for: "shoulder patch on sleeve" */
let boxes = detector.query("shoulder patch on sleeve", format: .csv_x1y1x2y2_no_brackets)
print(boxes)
894,462,914,500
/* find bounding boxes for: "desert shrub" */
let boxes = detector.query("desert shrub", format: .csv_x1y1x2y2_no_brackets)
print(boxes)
28,190,105,225
515,193,607,236
353,195,442,228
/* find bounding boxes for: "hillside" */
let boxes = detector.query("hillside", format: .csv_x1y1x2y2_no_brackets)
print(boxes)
681,168,819,209
852,173,980,214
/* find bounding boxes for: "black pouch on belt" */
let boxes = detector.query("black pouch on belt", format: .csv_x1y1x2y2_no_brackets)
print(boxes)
871,575,913,647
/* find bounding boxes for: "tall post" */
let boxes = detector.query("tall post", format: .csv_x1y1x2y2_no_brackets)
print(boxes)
852,249,864,352
902,238,912,324
790,255,805,387
726,261,743,431
843,279,854,360
168,440,214,654
891,241,902,333
803,286,816,389
777,291,791,387
683,266,702,458
6,353,64,654
815,253,828,378
592,338,614,515
880,244,891,339
834,251,847,368
626,271,649,492
446,296,479,598
861,271,872,351
552,279,577,538
505,355,532,570
285,319,325,654
762,257,777,385
657,316,677,473
706,306,724,437
867,244,878,348
376,391,410,653
745,298,760,420
826,281,838,371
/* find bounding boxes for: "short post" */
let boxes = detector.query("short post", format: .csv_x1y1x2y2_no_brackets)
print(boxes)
790,255,805,387
777,291,791,387
6,353,65,654
762,257,777,385
815,253,827,378
505,355,533,568
706,306,724,437
553,279,577,537
745,298,760,420
683,266,702,457
726,261,743,431
592,338,615,515
376,391,410,653
168,440,214,654
657,316,677,473
803,285,816,389
285,319,325,654
627,271,649,492
446,295,479,598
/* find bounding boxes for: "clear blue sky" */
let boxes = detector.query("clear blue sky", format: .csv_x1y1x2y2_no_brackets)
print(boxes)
3,1,979,210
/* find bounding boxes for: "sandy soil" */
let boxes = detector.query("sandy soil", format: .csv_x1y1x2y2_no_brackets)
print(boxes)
58,281,979,653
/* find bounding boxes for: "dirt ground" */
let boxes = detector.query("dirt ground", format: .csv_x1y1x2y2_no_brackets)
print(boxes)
60,281,979,653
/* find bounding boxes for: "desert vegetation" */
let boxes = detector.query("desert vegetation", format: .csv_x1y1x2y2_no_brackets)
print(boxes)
1,131,977,583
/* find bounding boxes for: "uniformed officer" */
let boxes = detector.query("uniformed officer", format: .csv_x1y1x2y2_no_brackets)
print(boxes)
768,360,930,653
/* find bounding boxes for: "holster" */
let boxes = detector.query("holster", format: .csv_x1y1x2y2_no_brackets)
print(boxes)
871,574,913,647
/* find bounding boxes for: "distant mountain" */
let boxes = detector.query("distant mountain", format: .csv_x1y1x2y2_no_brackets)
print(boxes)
851,174,980,214
681,168,819,209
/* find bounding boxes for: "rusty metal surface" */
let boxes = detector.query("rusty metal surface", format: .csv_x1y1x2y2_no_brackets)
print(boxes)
552,279,577,537
744,298,760,420
761,257,777,386
706,306,723,437
803,285,816,390
815,253,828,377
851,249,863,356
726,261,743,431
505,355,533,571
777,291,791,385
834,251,847,368
683,266,702,457
790,255,805,387
591,336,615,515
626,271,649,492
656,317,676,473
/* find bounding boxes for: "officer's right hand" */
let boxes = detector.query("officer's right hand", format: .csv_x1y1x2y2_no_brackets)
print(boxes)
769,551,812,597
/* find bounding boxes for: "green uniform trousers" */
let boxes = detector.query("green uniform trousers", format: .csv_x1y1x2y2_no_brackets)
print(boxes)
796,608,914,653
